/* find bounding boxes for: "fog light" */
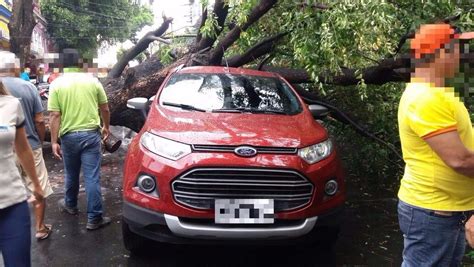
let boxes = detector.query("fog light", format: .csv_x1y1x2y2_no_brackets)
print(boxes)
324,180,338,196
137,175,156,193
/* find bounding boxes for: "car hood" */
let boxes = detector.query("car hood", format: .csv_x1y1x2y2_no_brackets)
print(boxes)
145,108,328,148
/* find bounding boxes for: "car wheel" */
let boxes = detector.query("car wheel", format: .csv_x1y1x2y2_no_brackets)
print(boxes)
122,219,149,254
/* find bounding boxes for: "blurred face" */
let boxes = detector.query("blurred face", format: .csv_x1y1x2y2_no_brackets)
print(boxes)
436,41,460,78
0,65,19,77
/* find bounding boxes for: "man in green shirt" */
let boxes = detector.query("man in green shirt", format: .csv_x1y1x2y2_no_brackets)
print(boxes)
48,49,111,230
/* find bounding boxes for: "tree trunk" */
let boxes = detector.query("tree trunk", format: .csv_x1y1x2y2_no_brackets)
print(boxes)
8,0,36,67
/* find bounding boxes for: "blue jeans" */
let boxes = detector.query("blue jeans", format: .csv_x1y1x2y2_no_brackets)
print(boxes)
61,130,103,222
0,201,31,267
398,200,466,267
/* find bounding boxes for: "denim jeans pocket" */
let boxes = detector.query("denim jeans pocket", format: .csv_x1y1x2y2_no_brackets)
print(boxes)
428,211,456,219
425,211,460,227
398,201,414,235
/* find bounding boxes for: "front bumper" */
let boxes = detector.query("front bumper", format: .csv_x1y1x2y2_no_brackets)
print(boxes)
123,201,344,245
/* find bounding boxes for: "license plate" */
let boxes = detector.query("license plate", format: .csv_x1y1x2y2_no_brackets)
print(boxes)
215,199,274,224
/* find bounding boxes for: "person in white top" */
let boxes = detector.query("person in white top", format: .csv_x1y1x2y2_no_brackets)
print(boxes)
0,52,44,267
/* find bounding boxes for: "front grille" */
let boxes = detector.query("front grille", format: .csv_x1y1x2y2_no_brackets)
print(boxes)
191,145,297,154
172,168,314,212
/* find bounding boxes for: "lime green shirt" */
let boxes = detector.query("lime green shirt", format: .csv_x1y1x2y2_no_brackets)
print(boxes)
48,69,108,136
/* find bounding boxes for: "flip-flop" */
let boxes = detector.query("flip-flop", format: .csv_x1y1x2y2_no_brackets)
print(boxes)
36,224,52,241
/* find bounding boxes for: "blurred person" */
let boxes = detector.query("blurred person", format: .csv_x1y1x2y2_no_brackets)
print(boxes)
47,67,61,84
20,67,31,81
2,72,54,240
36,64,45,84
397,23,474,266
0,52,45,267
48,49,111,230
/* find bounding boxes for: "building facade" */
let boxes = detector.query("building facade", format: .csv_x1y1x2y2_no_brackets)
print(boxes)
31,0,51,60
0,0,12,51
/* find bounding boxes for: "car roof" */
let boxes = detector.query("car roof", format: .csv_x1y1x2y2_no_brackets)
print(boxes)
176,66,280,78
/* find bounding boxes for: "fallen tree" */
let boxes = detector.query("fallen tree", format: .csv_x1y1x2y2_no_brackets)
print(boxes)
102,0,471,136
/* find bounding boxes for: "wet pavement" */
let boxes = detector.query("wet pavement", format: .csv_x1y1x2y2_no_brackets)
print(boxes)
15,140,473,266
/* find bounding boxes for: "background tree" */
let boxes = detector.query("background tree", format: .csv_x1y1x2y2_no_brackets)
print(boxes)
41,0,154,58
8,0,36,67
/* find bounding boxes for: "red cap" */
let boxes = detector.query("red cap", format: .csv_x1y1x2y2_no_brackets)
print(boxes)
410,23,474,59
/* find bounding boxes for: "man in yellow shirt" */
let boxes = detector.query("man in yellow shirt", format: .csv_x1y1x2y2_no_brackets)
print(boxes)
398,23,474,266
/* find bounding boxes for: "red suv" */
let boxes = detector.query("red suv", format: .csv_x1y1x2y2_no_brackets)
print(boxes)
122,66,345,252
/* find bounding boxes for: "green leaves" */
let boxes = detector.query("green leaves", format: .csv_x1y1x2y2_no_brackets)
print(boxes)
200,12,220,39
41,0,153,58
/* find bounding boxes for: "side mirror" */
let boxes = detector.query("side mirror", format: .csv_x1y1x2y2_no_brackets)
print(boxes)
308,104,329,120
148,95,155,105
127,97,149,119
127,97,148,110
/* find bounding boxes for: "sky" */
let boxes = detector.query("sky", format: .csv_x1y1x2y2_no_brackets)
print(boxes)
97,0,202,68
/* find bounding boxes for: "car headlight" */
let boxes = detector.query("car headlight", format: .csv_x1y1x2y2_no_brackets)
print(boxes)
298,139,333,164
140,132,191,160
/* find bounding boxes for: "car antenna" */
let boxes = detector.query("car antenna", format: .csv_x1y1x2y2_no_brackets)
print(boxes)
222,46,230,72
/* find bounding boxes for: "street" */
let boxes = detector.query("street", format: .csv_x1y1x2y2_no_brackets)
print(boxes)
20,141,411,267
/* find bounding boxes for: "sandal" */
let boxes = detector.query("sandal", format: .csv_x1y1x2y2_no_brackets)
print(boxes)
36,224,52,241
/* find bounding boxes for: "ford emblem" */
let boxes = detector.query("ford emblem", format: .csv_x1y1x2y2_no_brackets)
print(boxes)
234,146,257,157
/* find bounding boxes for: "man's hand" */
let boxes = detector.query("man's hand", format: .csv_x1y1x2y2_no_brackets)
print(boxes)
52,142,62,160
467,215,474,248
32,184,45,202
101,127,110,141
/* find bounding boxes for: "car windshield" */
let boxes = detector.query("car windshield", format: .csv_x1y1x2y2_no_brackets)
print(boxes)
159,73,302,115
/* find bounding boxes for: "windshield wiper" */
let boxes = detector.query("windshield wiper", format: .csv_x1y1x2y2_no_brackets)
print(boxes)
162,102,207,112
212,107,287,115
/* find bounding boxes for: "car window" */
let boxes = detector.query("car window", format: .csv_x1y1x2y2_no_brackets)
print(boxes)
159,73,302,115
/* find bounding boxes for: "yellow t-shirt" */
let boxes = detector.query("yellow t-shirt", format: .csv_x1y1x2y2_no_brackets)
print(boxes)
398,80,474,211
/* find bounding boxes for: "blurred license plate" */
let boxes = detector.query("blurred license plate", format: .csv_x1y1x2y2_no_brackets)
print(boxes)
215,199,274,224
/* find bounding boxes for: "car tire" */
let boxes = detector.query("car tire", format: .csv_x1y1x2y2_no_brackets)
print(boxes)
122,219,149,254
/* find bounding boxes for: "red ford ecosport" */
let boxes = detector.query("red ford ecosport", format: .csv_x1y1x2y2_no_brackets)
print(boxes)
122,66,345,252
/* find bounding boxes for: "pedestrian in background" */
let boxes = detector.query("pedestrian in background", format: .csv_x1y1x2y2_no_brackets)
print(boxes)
47,67,61,84
20,67,31,81
48,49,111,230
397,23,474,266
0,52,44,267
2,73,54,241
36,64,45,84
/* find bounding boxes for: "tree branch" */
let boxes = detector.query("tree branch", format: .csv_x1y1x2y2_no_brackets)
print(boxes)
195,8,208,44
257,54,272,70
107,17,173,79
194,0,229,52
147,36,172,44
292,85,403,162
208,0,278,65
262,55,411,85
297,2,330,10
225,32,287,67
